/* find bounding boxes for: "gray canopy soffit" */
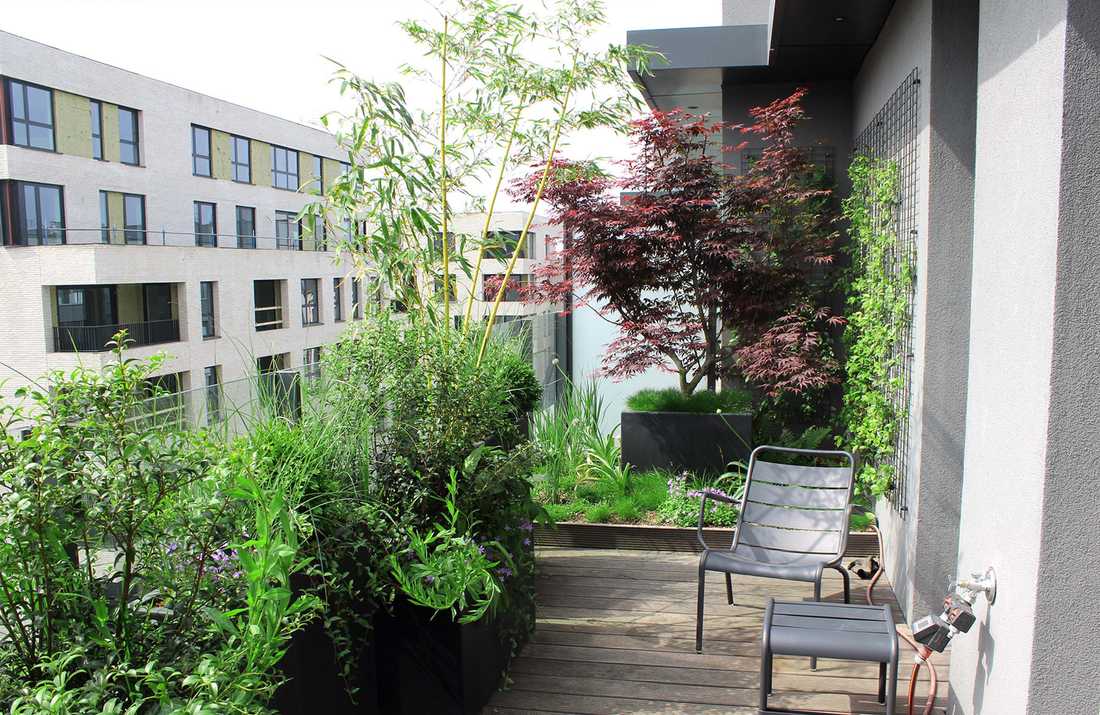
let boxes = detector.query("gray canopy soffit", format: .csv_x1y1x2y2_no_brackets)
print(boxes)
628,0,896,114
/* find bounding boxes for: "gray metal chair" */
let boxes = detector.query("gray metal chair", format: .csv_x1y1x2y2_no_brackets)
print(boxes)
695,445,856,665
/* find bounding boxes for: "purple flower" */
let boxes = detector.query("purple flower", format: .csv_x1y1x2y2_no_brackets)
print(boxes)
519,520,534,532
522,538,531,547
495,566,513,579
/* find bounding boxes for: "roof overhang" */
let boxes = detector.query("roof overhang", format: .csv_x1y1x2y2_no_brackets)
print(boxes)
628,0,895,114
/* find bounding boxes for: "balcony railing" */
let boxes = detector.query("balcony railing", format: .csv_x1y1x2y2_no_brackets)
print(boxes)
53,319,181,352
9,228,338,252
255,305,284,332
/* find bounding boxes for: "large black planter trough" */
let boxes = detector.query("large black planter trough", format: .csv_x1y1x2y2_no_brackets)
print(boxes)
373,598,520,715
621,409,752,475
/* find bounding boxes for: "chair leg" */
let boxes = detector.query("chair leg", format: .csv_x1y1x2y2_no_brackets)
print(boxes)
810,576,822,671
725,573,734,605
886,648,899,715
838,565,851,604
696,561,706,653
878,662,887,703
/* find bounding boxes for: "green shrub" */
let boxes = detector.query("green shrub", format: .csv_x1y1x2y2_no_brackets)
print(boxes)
585,502,612,523
611,495,640,522
627,387,752,414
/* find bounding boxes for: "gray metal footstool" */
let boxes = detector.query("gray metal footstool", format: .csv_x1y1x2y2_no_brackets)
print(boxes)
760,599,899,715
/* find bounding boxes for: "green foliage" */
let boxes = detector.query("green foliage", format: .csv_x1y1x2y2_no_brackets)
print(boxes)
496,347,543,416
0,337,311,712
390,463,504,624
839,154,912,498
584,502,612,523
531,378,606,503
578,430,632,497
626,387,752,414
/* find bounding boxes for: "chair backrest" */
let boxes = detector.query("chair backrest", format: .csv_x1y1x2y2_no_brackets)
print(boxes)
731,445,856,565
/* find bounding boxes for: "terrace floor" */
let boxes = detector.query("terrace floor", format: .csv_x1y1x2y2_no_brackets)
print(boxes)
485,547,949,715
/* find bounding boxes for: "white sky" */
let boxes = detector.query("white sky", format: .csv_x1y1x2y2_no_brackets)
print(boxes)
1,0,720,202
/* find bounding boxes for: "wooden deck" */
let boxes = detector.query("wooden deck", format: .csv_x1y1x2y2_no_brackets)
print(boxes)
486,548,948,715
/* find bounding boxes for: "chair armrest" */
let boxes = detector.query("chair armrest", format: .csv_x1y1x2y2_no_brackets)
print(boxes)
696,489,739,550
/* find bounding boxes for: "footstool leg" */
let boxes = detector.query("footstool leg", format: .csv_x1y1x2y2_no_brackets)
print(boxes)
878,662,887,704
725,573,734,605
760,600,774,712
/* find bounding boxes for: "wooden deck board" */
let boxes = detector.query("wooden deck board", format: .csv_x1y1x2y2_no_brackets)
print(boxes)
485,547,947,715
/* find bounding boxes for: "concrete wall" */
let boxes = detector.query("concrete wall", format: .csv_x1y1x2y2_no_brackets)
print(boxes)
851,0,933,621
949,1,1070,712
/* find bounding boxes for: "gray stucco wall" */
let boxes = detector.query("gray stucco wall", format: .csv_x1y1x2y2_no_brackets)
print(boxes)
1026,1,1100,712
949,1,1069,712
908,0,978,623
851,0,932,622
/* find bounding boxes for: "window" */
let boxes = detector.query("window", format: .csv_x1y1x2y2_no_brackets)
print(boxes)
235,205,256,249
257,353,287,373
486,230,530,260
123,194,145,245
272,146,299,190
90,101,103,160
333,278,344,322
351,278,362,320
118,107,139,165
306,215,327,251
434,274,458,302
191,125,211,176
15,182,65,245
275,210,299,250
200,281,217,338
301,278,320,326
254,280,283,331
204,365,221,425
7,79,54,151
312,155,323,193
194,201,217,247
483,273,528,301
340,161,351,178
232,136,251,183
99,191,109,243
303,347,322,379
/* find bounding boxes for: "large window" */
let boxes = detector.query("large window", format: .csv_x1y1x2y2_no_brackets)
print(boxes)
123,194,145,245
99,191,110,243
254,280,283,332
301,278,320,326
312,155,323,193
204,365,221,425
90,100,103,160
232,135,251,183
351,278,362,320
15,181,65,245
275,210,299,250
483,273,529,301
7,79,54,151
192,125,211,176
118,107,139,165
486,230,532,260
200,281,217,338
333,278,344,322
272,146,299,190
194,201,217,247
303,347,322,379
236,205,256,249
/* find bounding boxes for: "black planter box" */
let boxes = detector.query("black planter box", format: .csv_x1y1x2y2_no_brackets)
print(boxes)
274,615,380,715
621,409,752,475
374,599,517,715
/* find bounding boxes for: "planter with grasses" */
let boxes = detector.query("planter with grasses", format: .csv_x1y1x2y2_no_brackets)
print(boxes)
620,388,753,475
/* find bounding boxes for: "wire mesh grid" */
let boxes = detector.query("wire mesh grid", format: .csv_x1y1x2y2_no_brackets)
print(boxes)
854,67,921,514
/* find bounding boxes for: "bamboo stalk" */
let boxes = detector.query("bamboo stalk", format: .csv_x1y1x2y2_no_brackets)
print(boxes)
439,16,450,328
477,55,578,366
462,107,523,336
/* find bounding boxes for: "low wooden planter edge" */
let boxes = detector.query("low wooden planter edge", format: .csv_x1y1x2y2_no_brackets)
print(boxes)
535,521,878,558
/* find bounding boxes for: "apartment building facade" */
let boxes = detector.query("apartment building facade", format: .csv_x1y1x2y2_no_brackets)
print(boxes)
0,30,361,426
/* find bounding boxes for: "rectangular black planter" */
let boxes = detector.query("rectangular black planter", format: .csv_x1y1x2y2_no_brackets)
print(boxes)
373,599,516,715
274,610,380,714
621,409,752,475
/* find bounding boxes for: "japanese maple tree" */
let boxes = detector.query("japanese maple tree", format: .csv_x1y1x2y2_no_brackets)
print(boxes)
516,88,841,397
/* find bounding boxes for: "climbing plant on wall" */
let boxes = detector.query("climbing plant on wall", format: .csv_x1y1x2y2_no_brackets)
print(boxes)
840,153,912,498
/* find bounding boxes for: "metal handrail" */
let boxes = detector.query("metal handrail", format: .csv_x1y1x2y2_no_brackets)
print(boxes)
10,227,345,252
53,319,181,352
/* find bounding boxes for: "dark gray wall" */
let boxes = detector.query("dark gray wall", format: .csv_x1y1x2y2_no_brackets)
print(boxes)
908,0,978,620
721,80,854,196
1027,0,1100,712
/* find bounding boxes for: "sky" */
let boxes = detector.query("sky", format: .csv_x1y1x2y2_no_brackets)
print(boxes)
0,0,721,203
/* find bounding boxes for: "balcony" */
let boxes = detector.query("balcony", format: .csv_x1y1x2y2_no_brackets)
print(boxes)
53,319,181,352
